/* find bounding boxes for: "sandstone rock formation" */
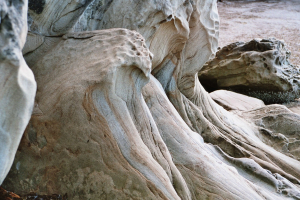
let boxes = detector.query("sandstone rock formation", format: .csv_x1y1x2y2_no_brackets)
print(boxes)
240,104,300,162
24,0,93,67
7,29,188,200
27,0,93,36
199,38,300,103
0,0,36,185
5,28,300,199
210,91,300,160
2,0,300,199
285,99,300,115
210,90,265,112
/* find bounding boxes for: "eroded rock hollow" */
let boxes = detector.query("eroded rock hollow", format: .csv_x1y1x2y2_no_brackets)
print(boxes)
199,38,300,104
1,0,300,199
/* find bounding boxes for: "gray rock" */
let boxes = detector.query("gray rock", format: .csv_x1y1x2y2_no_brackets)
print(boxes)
0,0,36,184
27,0,93,36
199,38,300,103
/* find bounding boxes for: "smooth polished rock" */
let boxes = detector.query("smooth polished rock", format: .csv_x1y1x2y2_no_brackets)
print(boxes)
210,90,265,112
22,32,44,55
0,0,36,185
284,99,300,115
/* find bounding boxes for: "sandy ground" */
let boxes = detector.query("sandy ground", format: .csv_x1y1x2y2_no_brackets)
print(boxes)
217,0,300,65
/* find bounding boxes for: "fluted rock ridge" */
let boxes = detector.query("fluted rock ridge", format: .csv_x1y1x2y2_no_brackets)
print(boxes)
1,0,300,199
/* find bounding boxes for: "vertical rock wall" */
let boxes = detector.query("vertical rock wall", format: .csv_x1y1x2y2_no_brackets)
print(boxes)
0,0,36,185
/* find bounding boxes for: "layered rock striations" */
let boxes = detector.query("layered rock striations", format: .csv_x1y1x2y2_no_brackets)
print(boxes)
240,104,300,162
5,29,182,200
210,90,265,112
199,38,300,103
2,0,300,199
27,0,93,36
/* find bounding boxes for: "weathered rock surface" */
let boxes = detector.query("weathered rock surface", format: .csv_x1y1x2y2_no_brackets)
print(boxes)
22,32,44,55
210,90,265,112
0,0,36,184
5,29,184,200
5,28,299,199
2,0,300,199
284,99,300,115
27,0,93,36
199,38,300,103
240,104,300,161
24,0,93,67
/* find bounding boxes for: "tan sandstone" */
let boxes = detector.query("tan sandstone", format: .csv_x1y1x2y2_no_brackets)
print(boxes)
2,0,300,199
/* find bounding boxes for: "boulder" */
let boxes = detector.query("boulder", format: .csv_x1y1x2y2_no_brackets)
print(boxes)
0,0,36,184
199,38,300,103
210,90,265,112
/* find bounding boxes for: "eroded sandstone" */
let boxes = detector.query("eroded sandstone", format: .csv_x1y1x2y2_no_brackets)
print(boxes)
199,38,300,103
240,104,300,161
210,90,265,112
2,0,300,199
4,29,181,200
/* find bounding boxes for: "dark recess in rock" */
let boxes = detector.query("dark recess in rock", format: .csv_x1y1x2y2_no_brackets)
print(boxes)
28,0,45,14
199,38,300,104
0,14,13,32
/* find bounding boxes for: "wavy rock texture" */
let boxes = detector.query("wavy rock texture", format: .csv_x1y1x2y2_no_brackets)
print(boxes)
0,0,36,185
27,0,93,36
5,29,175,200
22,32,44,55
240,104,300,162
2,0,300,199
23,0,93,67
199,38,300,104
